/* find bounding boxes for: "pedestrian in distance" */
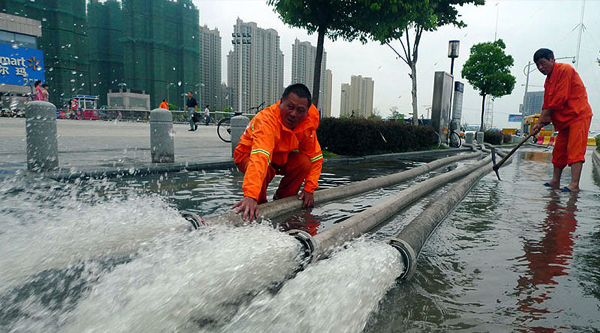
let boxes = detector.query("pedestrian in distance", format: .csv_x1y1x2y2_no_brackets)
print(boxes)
41,83,49,102
204,104,210,126
159,99,169,110
186,91,198,131
33,80,43,101
530,48,593,193
232,83,323,222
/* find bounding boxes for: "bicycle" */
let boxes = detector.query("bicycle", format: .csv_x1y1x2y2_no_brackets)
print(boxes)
216,102,265,143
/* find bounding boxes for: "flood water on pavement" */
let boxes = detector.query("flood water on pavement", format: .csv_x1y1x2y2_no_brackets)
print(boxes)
0,147,599,332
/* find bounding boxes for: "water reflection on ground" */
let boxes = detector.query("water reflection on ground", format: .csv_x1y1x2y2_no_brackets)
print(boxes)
365,148,600,332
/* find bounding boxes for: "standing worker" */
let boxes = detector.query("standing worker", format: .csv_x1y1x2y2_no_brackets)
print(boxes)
186,91,198,131
530,48,593,193
204,105,210,126
159,99,169,110
232,83,323,222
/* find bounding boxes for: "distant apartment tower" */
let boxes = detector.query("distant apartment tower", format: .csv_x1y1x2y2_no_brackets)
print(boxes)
340,83,351,117
291,39,329,109
121,0,200,108
340,75,374,117
200,25,222,110
322,69,333,117
2,0,89,107
228,18,284,112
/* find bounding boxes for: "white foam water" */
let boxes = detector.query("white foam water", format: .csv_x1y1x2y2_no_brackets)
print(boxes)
218,239,404,333
55,224,302,333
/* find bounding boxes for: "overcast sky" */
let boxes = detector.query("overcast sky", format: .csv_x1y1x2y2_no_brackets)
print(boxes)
194,0,600,131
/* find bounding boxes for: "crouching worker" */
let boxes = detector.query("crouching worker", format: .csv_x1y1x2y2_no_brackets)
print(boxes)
232,83,323,222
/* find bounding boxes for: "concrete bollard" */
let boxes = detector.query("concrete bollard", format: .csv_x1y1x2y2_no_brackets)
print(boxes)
25,101,59,172
150,108,174,163
465,132,474,144
230,115,250,157
476,131,484,144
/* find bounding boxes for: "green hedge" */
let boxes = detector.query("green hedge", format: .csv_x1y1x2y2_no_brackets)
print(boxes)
596,134,599,151
484,131,503,145
316,118,438,156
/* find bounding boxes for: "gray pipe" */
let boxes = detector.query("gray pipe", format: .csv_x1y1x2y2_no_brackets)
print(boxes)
389,154,511,280
221,151,483,225
308,154,491,261
25,101,59,172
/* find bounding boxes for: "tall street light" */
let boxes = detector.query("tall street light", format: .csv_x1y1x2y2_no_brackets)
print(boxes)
166,83,174,104
448,40,460,75
448,40,460,146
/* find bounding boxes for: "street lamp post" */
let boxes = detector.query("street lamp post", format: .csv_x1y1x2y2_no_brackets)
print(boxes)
447,40,460,146
166,83,174,105
118,82,127,93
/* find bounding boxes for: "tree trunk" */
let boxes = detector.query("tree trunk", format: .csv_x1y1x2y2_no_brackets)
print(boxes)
410,61,418,125
480,93,486,132
312,25,326,108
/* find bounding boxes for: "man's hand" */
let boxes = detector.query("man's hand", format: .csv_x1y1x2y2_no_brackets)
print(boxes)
298,190,314,208
232,196,259,222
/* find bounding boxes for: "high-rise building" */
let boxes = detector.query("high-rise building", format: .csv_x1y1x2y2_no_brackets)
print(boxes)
1,0,89,107
199,25,222,110
88,0,124,107
340,83,351,117
291,39,328,107
121,0,200,109
522,91,544,117
227,18,284,112
322,69,333,117
340,75,374,117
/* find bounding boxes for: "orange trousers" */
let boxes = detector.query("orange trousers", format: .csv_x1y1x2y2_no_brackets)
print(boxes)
552,116,591,168
236,152,311,204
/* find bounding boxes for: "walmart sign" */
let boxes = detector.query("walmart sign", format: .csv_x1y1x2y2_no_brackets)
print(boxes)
0,44,45,86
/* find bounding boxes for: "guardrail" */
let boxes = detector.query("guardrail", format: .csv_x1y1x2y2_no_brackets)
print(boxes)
56,109,257,123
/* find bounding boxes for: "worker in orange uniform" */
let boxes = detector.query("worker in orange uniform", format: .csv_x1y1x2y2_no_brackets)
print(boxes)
232,83,323,222
159,99,169,110
531,48,593,192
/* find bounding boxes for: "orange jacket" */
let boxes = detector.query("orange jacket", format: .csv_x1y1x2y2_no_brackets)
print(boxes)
159,101,169,110
543,62,593,131
234,102,323,200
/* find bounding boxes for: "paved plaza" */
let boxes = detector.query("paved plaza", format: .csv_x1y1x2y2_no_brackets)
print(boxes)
0,118,233,177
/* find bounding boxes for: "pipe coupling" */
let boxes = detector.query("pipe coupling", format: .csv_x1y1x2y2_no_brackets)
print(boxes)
180,210,205,230
287,229,316,266
387,238,418,281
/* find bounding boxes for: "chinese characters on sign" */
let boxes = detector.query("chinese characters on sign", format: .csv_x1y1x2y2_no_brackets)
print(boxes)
0,44,45,86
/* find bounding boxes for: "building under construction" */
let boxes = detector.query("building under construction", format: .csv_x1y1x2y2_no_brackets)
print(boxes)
0,0,89,107
2,0,202,109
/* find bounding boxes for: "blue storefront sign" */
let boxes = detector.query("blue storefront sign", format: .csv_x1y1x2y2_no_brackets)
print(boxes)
508,114,523,122
0,44,45,86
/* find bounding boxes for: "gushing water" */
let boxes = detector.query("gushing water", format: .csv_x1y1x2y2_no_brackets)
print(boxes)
218,240,404,333
59,225,302,333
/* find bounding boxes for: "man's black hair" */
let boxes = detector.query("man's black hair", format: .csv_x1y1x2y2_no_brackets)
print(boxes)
163,99,166,102
42,83,48,88
534,48,554,63
34,80,41,86
281,83,311,105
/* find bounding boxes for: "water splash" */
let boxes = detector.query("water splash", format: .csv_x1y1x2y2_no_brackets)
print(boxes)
219,239,404,333
60,224,302,333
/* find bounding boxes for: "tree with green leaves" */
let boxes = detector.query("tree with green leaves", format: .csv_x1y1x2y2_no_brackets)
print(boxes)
268,0,363,107
354,0,484,125
461,39,516,131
